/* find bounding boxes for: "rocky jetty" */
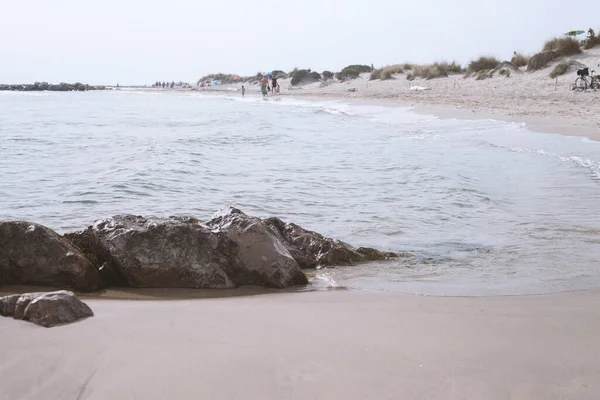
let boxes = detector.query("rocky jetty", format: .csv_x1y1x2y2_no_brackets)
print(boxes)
0,291,93,327
0,208,401,292
0,82,106,91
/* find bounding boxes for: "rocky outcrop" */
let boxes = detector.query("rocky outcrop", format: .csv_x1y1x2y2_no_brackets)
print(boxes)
263,216,400,269
67,211,308,289
0,221,101,292
0,291,93,327
0,82,106,91
0,209,400,291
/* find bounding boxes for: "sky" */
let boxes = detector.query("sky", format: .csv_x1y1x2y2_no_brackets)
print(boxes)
0,0,598,85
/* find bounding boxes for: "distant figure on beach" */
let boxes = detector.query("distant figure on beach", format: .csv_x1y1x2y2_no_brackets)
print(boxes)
261,75,268,97
170,81,174,89
588,28,596,39
271,76,278,95
241,85,245,98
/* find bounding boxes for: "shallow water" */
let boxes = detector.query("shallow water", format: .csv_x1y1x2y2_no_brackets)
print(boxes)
1,90,600,296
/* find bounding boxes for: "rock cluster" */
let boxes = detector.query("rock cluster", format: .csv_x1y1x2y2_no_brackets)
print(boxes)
1,207,401,291
0,82,106,91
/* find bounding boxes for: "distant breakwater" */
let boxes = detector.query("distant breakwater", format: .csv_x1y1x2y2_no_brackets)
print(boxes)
0,82,106,92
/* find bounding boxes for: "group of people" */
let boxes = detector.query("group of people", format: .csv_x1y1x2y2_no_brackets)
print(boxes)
153,81,175,89
260,74,280,97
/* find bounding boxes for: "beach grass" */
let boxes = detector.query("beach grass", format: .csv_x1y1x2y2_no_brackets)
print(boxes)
468,57,501,73
549,61,569,78
543,37,582,56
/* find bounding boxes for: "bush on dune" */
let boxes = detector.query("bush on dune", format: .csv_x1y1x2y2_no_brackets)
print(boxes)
272,70,288,79
336,64,372,81
369,69,382,80
526,51,557,71
322,71,334,80
549,61,569,78
381,64,404,80
468,56,501,73
410,62,463,80
584,34,600,49
290,69,321,85
511,52,530,67
542,37,581,56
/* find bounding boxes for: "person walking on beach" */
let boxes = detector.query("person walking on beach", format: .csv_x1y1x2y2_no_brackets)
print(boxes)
271,76,278,95
241,85,245,98
261,75,268,97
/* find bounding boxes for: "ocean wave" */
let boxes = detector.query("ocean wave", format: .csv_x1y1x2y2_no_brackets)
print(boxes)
510,147,600,180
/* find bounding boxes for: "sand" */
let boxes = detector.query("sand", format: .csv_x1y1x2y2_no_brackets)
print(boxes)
1,289,600,400
199,47,600,140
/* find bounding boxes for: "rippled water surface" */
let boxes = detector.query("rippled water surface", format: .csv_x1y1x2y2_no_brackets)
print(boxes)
2,90,600,295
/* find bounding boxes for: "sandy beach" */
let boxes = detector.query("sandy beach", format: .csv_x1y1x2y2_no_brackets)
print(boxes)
198,46,600,139
1,288,599,400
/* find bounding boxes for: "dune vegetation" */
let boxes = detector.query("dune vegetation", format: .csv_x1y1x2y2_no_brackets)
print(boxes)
199,28,600,86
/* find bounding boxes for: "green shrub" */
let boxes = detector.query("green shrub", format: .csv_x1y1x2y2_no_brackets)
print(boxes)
322,70,334,80
468,57,500,73
498,69,511,78
549,61,569,78
542,37,581,56
291,69,320,85
199,73,240,84
272,70,288,79
337,64,371,81
511,53,529,67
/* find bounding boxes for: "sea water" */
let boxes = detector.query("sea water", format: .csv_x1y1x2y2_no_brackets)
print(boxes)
1,90,600,296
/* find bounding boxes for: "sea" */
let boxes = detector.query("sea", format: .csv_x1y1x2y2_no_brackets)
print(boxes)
1,89,600,296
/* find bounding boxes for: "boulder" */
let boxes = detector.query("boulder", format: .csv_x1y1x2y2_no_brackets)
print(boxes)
263,217,400,269
207,208,308,287
0,221,101,292
0,294,19,316
67,212,307,289
0,291,93,327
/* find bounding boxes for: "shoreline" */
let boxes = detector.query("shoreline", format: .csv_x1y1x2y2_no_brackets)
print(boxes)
195,88,600,140
2,289,599,399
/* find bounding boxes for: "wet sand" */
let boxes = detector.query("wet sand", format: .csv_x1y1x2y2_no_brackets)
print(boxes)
1,289,599,399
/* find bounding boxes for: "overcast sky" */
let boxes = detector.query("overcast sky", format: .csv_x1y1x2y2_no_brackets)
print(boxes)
0,0,597,85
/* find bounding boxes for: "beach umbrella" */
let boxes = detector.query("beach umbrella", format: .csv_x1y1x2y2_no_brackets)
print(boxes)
564,30,585,37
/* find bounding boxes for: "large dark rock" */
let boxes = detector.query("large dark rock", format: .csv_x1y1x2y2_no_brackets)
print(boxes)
67,211,307,289
207,208,308,287
0,221,101,292
264,216,400,269
0,294,19,317
0,291,93,327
